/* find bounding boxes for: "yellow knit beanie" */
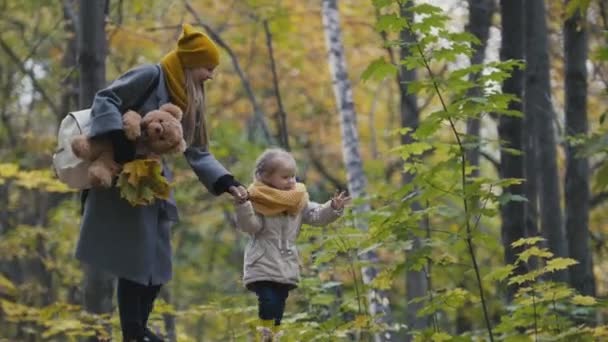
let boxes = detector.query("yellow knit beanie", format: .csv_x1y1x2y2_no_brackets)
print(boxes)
176,23,219,69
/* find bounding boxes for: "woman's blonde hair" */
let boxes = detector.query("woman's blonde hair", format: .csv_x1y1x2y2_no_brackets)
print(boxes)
253,148,296,181
183,69,209,148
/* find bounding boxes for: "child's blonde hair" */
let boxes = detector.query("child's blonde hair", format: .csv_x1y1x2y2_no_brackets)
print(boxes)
253,148,296,181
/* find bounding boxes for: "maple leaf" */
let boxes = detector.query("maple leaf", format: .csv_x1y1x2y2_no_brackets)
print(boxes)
117,159,171,206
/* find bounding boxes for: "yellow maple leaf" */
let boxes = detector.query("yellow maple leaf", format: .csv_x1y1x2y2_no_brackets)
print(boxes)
117,159,171,206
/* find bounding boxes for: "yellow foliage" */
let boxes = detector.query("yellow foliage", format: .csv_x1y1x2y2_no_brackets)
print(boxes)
571,295,597,306
117,159,171,206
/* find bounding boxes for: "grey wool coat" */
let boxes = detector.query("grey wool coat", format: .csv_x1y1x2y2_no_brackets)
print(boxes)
235,200,342,288
75,64,232,286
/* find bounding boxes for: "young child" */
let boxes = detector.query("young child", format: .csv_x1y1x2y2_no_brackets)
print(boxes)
234,148,350,341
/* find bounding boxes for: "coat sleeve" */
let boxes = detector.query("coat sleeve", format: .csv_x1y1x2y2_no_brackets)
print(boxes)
301,201,343,226
234,201,263,234
184,147,234,195
89,64,160,138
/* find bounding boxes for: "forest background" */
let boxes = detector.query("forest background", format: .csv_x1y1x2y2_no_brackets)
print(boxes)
1,0,608,341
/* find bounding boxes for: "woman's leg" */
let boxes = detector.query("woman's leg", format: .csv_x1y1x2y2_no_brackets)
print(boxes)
140,283,162,327
117,278,146,340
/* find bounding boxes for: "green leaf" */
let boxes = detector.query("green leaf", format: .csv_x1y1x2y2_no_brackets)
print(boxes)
0,274,17,297
362,57,398,81
372,0,393,9
544,257,578,273
571,295,597,306
593,161,608,191
511,236,545,248
565,0,591,19
484,264,515,282
375,13,407,33
517,246,553,263
498,193,528,206
431,332,453,342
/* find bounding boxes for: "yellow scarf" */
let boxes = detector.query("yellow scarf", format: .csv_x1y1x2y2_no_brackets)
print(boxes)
248,182,309,216
160,51,187,111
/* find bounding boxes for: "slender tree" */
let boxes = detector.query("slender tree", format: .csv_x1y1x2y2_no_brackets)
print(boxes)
398,1,428,339
78,2,115,339
498,0,527,299
465,0,495,177
564,1,595,296
524,0,569,282
322,0,393,340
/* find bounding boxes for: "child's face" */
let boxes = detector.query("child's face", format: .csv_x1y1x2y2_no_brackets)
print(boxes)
263,159,297,190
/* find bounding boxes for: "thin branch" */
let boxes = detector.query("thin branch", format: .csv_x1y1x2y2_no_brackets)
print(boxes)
183,0,273,144
306,145,347,191
0,38,60,116
591,191,608,209
368,79,386,159
263,19,289,151
480,150,500,172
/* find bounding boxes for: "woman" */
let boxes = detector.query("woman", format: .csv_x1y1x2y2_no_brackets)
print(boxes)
75,24,248,342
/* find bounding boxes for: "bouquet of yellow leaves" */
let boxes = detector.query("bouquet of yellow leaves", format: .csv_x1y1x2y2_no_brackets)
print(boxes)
117,159,171,206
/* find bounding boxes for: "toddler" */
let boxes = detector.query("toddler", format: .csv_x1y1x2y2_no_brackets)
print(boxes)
234,148,350,341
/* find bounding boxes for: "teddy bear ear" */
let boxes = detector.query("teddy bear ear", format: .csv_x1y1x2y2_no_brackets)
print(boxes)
160,103,183,122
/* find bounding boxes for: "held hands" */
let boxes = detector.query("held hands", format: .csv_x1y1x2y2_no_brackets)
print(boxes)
330,190,351,210
229,185,249,204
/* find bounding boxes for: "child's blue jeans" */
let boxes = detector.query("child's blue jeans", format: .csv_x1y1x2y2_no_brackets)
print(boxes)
248,281,291,325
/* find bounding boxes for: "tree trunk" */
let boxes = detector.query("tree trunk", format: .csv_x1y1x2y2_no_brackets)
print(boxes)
61,0,79,118
564,2,595,296
465,0,495,177
78,1,115,339
524,0,569,282
398,2,428,339
321,1,393,340
79,0,107,108
498,0,527,300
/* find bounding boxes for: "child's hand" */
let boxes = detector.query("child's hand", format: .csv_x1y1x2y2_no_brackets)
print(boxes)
330,190,351,210
229,185,249,204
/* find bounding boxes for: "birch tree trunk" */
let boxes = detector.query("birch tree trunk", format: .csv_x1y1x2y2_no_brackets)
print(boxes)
322,1,393,340
79,2,116,338
465,0,495,177
564,2,595,296
524,0,569,282
498,0,527,299
399,2,427,339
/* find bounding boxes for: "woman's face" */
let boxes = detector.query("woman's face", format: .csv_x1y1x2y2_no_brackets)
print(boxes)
191,66,215,83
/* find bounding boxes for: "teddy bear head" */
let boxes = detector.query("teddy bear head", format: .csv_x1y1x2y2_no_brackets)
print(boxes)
141,103,187,155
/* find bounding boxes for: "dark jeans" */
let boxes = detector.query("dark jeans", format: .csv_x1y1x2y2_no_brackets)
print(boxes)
117,278,162,341
249,281,291,326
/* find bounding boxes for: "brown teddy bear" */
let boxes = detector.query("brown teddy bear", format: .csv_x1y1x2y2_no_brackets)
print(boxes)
71,103,187,188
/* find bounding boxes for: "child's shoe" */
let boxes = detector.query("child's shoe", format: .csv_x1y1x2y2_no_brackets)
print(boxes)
256,327,273,342
271,326,284,341
255,319,274,342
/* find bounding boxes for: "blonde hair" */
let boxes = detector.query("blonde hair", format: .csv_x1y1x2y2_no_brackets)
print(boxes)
253,148,296,182
183,69,208,147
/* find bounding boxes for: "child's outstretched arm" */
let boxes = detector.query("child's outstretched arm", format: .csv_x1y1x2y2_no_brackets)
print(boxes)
302,191,351,226
234,200,263,234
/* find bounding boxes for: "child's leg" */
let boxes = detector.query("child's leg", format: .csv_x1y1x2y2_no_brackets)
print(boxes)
117,278,146,340
252,281,283,324
273,284,290,326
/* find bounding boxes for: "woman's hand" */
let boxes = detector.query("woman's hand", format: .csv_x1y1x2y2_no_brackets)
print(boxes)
229,185,249,204
331,190,351,210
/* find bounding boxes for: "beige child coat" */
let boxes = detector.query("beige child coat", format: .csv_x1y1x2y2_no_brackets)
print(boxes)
235,200,342,288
